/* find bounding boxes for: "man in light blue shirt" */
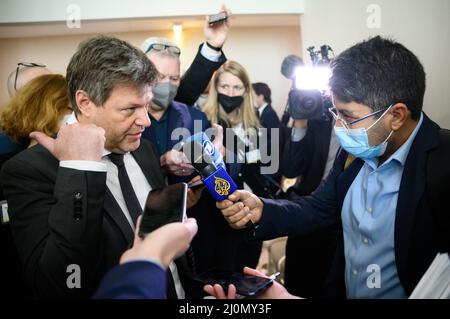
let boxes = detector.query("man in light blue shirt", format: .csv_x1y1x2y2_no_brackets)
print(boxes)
212,36,450,299
343,113,423,298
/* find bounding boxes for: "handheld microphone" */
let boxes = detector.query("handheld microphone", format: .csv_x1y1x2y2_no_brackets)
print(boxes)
183,140,237,201
184,132,225,169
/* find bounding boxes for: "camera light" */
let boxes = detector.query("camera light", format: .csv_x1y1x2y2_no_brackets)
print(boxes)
295,66,331,91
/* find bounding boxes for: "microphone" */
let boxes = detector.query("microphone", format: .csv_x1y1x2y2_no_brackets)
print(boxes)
184,132,225,169
281,54,304,80
183,140,237,201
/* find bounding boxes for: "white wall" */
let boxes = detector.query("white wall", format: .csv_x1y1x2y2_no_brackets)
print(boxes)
0,26,301,116
301,0,450,128
0,0,304,23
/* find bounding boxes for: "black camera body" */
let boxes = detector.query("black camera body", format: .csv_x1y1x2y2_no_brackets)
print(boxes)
286,45,334,120
288,89,324,120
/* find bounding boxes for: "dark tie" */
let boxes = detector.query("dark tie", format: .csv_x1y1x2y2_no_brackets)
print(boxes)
107,153,142,225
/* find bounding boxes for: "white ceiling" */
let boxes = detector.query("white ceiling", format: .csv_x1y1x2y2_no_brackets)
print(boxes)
0,14,301,39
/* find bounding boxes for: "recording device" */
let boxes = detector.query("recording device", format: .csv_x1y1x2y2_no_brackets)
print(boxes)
208,12,228,25
187,179,204,190
138,183,187,238
282,45,334,120
182,140,237,201
281,54,304,80
194,270,274,297
185,132,225,169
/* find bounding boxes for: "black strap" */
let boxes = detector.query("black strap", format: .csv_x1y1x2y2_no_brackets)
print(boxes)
427,129,450,201
205,41,222,52
107,153,142,226
426,129,450,249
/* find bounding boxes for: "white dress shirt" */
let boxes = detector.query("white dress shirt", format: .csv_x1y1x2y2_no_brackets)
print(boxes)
59,113,185,298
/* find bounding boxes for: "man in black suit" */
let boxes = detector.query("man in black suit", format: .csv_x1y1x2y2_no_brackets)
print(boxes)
0,36,189,298
280,111,341,298
250,82,283,195
95,217,198,299
252,82,281,158
251,82,281,131
214,36,450,298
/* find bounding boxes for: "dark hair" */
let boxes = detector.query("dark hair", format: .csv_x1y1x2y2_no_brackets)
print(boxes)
329,36,425,120
66,36,157,114
252,82,272,104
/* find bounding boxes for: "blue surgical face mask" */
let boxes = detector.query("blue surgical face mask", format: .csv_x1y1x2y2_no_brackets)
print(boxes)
334,107,393,160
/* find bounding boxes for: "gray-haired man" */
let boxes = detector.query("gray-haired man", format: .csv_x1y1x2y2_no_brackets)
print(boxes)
1,35,184,298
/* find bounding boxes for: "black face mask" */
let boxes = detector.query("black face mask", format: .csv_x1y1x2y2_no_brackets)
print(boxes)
218,93,244,113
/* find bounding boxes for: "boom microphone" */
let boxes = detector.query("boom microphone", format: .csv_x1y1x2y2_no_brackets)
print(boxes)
281,54,304,80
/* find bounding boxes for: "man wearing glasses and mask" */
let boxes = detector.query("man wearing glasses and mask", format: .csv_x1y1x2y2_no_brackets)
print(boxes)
213,36,450,299
6,62,51,97
139,8,239,282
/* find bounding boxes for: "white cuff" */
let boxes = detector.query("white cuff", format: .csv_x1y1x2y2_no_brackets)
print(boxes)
291,127,307,142
200,42,221,62
60,160,107,172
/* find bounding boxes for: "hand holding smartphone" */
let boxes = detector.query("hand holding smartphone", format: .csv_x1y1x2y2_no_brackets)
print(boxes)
194,270,274,297
188,178,204,190
208,12,228,25
139,183,187,238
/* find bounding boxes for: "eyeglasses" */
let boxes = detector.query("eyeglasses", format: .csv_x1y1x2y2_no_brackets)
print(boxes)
145,43,181,55
14,62,47,91
328,105,392,130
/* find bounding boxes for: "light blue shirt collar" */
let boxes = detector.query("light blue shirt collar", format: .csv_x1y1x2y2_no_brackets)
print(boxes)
365,112,424,169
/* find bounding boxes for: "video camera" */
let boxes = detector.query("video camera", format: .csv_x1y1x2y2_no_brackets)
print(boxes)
281,45,334,120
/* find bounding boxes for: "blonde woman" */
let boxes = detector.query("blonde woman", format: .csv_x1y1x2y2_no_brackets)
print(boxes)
1,74,72,148
203,60,266,271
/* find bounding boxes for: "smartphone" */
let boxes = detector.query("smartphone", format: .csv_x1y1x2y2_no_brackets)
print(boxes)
139,182,187,238
208,12,228,25
188,179,204,190
194,270,274,297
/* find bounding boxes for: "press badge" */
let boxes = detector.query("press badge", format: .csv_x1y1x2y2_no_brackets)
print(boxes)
1,200,9,224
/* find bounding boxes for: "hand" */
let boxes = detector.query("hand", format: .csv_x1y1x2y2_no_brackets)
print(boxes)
280,176,297,193
203,267,300,299
211,123,225,157
120,216,198,269
216,190,264,229
30,123,105,161
160,150,195,176
187,175,205,209
204,5,231,48
293,119,308,128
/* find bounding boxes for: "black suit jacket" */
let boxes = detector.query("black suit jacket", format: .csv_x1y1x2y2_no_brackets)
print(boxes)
257,113,450,297
175,44,226,106
0,139,166,298
259,104,281,130
259,104,282,162
281,114,333,195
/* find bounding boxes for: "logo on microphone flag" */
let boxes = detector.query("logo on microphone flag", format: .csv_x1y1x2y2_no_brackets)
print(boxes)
214,176,231,196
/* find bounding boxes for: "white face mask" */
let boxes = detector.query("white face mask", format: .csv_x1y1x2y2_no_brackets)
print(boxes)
195,94,209,109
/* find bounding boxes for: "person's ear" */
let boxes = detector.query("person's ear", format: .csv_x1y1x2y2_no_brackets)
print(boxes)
75,90,96,117
389,103,410,131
